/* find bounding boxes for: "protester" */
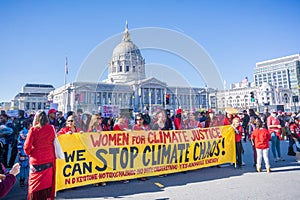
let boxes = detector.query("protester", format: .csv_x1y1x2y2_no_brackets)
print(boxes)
0,114,14,167
24,110,56,200
88,114,106,187
10,110,26,168
248,116,257,167
58,114,82,135
174,108,182,130
223,107,238,125
242,110,250,142
88,114,104,132
186,112,202,129
103,117,114,131
262,107,270,128
205,109,220,127
48,109,58,130
0,163,20,198
152,110,167,130
251,118,271,173
56,111,66,131
81,112,92,132
165,109,174,130
143,108,151,126
17,119,32,187
288,117,299,156
232,117,243,168
113,115,128,131
133,113,149,131
267,110,285,162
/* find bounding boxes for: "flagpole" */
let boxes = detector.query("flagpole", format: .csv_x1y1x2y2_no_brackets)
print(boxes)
64,57,68,86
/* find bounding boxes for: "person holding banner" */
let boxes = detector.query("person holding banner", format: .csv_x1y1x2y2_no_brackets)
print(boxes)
24,110,56,200
88,114,104,132
133,113,149,131
113,115,128,131
58,114,82,135
152,110,168,130
88,114,107,187
232,117,243,168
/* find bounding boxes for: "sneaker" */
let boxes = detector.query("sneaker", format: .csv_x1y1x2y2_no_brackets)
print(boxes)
242,161,246,166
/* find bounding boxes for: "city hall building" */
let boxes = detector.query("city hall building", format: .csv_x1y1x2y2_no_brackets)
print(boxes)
49,24,209,114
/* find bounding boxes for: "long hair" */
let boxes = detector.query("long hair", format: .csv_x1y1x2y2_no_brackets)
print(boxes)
88,114,101,131
33,110,49,128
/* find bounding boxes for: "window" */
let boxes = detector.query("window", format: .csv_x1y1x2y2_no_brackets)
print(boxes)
132,66,136,72
126,66,129,72
119,66,122,72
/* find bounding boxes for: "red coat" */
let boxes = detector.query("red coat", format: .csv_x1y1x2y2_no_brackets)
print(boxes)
57,126,81,135
234,125,243,142
24,123,56,197
251,128,271,149
267,115,281,138
174,117,182,130
24,124,55,165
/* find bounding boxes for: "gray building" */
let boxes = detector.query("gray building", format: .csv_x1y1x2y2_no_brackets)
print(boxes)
13,84,55,112
254,54,300,96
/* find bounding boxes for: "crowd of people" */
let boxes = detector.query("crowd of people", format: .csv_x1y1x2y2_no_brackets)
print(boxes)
1,106,300,199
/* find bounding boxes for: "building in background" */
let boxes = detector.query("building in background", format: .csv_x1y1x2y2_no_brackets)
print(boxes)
12,84,54,112
254,54,300,96
49,23,208,115
213,80,294,112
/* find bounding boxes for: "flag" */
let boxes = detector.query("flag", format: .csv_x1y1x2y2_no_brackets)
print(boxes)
242,76,248,83
65,57,68,75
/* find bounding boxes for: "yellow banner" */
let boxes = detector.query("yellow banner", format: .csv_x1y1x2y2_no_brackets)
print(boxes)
56,125,236,191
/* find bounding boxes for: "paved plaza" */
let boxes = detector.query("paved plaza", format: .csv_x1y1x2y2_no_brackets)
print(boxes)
5,140,300,200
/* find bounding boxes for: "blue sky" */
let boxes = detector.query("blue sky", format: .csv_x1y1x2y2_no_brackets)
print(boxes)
1,0,299,102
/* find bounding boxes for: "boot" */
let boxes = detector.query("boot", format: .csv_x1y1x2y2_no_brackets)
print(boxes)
287,147,296,156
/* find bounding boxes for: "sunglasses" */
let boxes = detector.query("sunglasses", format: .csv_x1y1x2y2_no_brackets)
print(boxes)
68,120,74,122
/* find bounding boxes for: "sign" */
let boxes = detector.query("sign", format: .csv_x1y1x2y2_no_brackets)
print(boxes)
55,126,236,191
101,105,120,118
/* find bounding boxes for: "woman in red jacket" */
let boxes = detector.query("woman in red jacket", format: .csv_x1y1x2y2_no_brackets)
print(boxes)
24,111,56,200
58,114,82,135
251,118,271,173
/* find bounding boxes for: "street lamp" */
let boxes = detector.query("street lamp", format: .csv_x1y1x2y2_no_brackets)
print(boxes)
205,85,209,110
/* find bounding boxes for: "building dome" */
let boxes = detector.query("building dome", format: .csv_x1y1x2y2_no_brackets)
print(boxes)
107,22,146,84
112,34,142,59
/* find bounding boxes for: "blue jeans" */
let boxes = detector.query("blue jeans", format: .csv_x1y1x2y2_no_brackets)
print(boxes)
271,132,281,159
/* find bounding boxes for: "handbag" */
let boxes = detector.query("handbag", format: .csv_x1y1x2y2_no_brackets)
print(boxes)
54,136,65,159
